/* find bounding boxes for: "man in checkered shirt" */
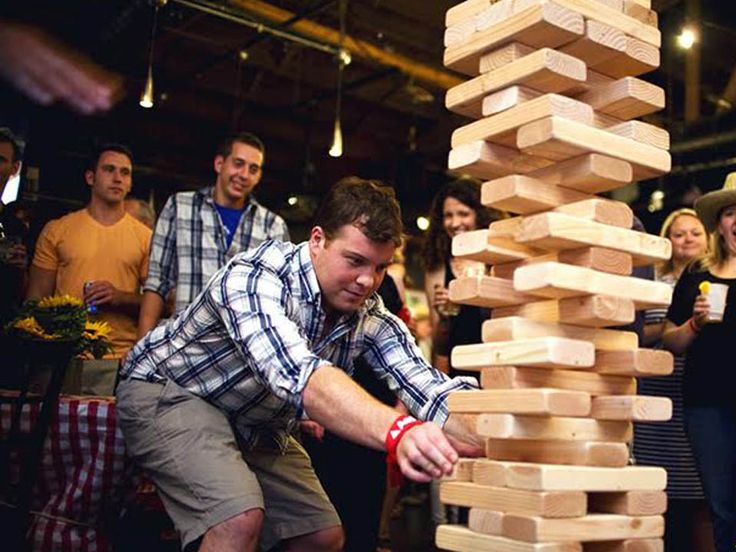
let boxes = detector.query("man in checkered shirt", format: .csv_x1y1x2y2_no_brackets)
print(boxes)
117,177,481,552
137,132,290,337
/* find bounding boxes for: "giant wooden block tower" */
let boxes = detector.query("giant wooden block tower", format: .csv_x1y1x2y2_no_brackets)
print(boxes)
437,1,674,551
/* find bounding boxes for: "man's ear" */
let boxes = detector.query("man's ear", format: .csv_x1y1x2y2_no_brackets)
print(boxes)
84,169,95,187
213,155,224,174
309,226,326,253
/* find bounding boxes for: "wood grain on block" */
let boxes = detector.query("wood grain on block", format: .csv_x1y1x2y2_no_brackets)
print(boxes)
444,3,584,76
513,262,672,308
516,117,671,180
594,349,674,377
590,395,672,421
588,491,667,515
623,0,658,26
591,0,624,10
448,388,592,416
451,337,595,370
604,120,669,150
436,524,583,552
485,438,629,467
585,539,664,552
444,17,477,47
443,458,476,481
447,48,587,118
448,141,551,180
475,0,517,32
483,85,544,116
481,317,638,351
492,248,633,279
479,42,534,73
493,295,636,328
449,275,540,307
490,462,667,492
503,514,664,543
560,20,626,67
554,199,633,228
446,0,492,26
528,153,633,194
468,508,505,535
576,77,664,119
624,0,651,8
440,481,587,517
481,175,593,214
489,216,524,238
451,94,593,148
476,414,632,442
453,229,545,265
480,365,637,396
474,458,508,486
593,36,660,78
515,212,671,265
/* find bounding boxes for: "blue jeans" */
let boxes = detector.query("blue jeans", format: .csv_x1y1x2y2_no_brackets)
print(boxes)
685,405,736,552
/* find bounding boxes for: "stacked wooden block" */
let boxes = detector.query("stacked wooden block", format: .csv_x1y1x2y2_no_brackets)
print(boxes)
437,0,674,551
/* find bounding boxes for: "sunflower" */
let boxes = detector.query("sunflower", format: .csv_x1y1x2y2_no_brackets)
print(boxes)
83,320,112,339
12,316,61,340
37,295,84,309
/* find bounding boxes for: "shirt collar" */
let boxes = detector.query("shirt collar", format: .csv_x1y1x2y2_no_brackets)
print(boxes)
200,186,257,213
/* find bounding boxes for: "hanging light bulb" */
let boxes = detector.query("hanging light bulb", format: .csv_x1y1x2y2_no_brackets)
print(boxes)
139,66,154,108
328,1,348,157
139,0,167,109
328,118,343,158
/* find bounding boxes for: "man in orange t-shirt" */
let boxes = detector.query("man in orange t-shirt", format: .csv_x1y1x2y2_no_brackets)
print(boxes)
27,144,151,358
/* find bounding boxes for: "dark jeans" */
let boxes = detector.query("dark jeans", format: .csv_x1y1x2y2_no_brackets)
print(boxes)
685,405,736,552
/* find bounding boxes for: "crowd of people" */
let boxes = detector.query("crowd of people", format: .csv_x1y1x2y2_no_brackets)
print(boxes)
1,122,735,552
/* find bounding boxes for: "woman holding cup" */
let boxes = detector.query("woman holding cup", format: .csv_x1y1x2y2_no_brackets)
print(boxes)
663,174,736,552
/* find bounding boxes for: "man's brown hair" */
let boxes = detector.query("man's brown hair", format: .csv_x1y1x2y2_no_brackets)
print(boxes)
314,176,403,246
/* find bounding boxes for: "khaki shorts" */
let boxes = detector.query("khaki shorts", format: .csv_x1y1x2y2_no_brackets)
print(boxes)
116,378,340,551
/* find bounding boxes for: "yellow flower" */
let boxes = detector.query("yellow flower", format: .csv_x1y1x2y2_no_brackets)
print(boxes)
83,320,112,339
699,281,711,295
38,295,84,309
13,316,61,340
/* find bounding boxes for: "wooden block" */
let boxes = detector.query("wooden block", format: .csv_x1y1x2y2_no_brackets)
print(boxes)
451,94,594,148
585,539,663,552
481,175,594,214
516,212,671,265
440,481,588,517
623,0,651,8
591,0,624,10
485,438,629,467
593,36,660,78
443,458,476,481
588,491,667,515
474,458,508,486
590,395,672,421
605,121,669,150
444,3,584,76
517,117,671,180
477,414,632,442
444,17,477,47
468,508,505,535
576,77,664,120
480,366,637,396
513,262,672,308
492,248,633,279
475,0,517,32
446,0,492,26
483,85,544,116
594,349,674,377
490,462,667,491
528,153,633,194
451,337,595,370
503,514,664,543
560,20,626,67
453,229,532,265
489,216,524,238
493,295,636,327
623,0,658,26
448,140,551,180
479,42,535,73
448,388,592,416
555,199,633,228
482,317,638,351
449,275,541,307
436,525,582,552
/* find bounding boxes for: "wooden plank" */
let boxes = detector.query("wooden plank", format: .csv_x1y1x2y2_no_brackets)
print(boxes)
468,508,505,535
449,275,541,307
554,199,634,228
593,36,660,78
594,349,674,377
444,16,477,47
443,458,476,482
448,140,551,180
436,524,582,552
515,212,671,265
560,19,626,67
483,85,544,116
440,481,588,517
528,153,633,194
504,514,664,543
480,365,637,396
576,77,664,120
605,120,669,150
451,337,596,370
448,388,592,415
588,491,667,515
446,0,492,26
623,0,658,26
453,228,542,265
492,248,633,279
624,0,651,8
485,438,629,467
516,117,671,180
444,3,584,76
476,413,632,441
481,175,594,214
493,295,636,327
451,94,594,148
474,458,508,486
489,462,667,491
513,262,672,308
590,395,672,421
585,539,663,552
479,42,535,74
481,317,638,351
475,0,517,31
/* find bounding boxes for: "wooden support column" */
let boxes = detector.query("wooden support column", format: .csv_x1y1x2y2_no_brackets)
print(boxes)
684,0,701,122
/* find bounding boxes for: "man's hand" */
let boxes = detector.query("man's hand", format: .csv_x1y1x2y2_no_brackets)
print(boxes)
395,422,458,482
83,280,121,307
4,243,27,270
299,420,325,442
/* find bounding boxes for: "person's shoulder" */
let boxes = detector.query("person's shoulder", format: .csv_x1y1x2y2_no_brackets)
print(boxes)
43,208,86,231
233,239,298,270
123,213,153,238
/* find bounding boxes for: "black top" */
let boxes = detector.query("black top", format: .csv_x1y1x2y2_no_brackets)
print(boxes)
667,269,736,407
0,207,29,325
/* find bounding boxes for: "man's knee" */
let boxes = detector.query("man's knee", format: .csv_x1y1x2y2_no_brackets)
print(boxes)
285,525,344,552
203,508,264,549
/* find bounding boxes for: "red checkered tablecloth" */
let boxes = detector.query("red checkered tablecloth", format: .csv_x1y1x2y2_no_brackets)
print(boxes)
1,394,129,551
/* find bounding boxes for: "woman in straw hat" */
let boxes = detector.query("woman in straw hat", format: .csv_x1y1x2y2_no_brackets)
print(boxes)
662,173,736,552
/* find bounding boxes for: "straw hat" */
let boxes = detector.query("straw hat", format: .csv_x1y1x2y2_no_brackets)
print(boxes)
694,172,736,232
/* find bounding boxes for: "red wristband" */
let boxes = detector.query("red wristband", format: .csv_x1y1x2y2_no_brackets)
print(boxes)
688,317,701,333
385,415,423,487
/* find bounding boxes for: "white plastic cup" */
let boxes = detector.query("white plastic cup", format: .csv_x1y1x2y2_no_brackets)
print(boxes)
705,283,728,322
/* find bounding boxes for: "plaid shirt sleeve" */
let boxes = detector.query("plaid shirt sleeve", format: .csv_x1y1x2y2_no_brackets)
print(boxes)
360,311,478,426
271,215,290,242
144,195,178,298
